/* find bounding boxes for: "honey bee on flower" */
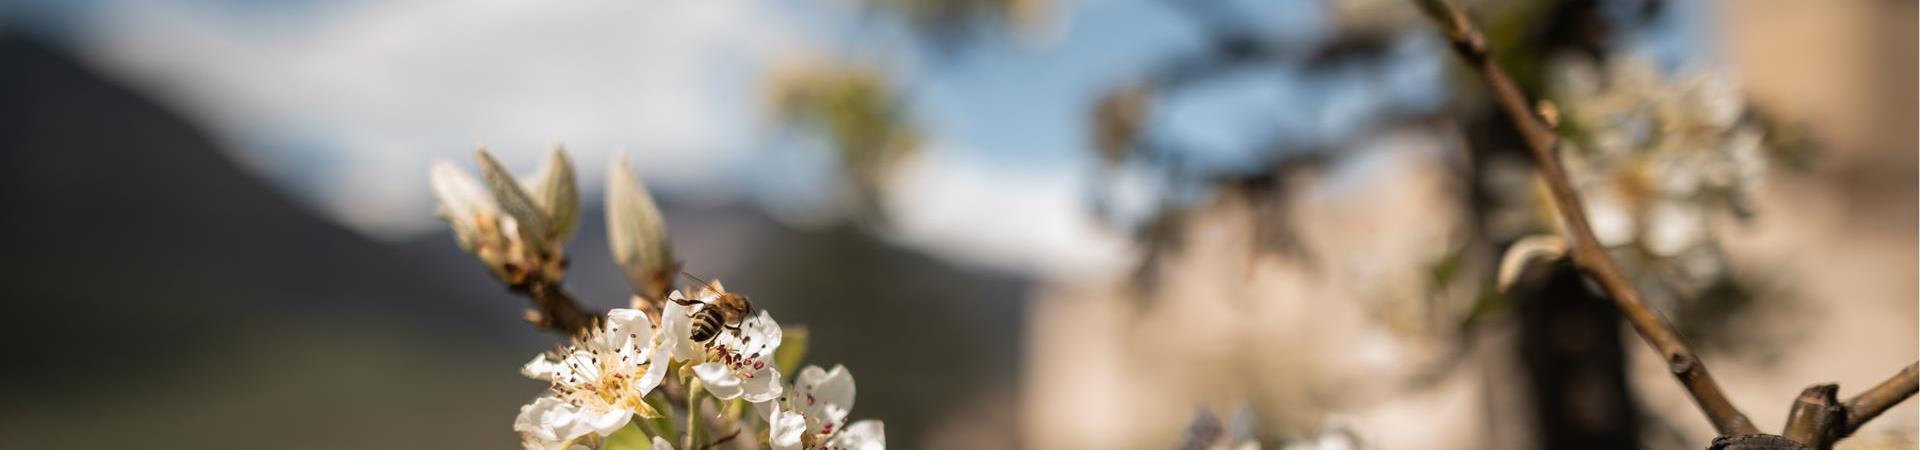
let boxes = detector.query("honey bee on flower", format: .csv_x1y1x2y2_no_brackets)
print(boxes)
660,281,785,403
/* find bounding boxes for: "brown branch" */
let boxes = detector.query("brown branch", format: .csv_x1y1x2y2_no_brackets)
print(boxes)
1411,0,1759,436
510,276,603,335
699,428,742,450
1780,384,1843,449
1839,362,1919,438
1708,434,1811,450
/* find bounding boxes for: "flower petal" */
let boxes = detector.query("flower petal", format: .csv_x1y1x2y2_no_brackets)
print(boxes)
605,308,654,343
1644,199,1704,257
827,420,885,450
650,436,676,450
635,340,670,395
660,293,701,361
521,354,559,381
578,407,634,438
1582,190,1633,248
694,362,745,400
606,308,658,358
794,365,856,424
738,311,782,358
515,396,579,442
739,366,784,404
767,405,807,450
519,433,581,450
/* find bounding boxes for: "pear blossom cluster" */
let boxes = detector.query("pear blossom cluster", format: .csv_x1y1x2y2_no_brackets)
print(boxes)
1553,57,1765,249
1178,405,1370,450
1535,56,1780,290
509,288,886,450
431,149,885,450
515,309,670,449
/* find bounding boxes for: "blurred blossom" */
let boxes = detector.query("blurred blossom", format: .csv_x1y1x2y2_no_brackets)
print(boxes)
768,61,920,221
837,0,1062,45
1279,418,1368,450
1026,134,1482,448
1178,404,1267,450
1530,56,1782,297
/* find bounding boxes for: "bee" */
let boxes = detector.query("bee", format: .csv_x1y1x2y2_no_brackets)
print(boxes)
672,272,755,343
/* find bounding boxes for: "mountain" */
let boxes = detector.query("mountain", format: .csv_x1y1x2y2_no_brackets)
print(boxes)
0,30,1027,449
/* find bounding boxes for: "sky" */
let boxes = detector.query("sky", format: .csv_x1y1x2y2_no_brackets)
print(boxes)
0,0,1710,278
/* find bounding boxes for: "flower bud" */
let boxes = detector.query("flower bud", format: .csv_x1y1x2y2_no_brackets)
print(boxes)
429,160,499,252
430,160,517,280
430,149,578,285
606,153,677,299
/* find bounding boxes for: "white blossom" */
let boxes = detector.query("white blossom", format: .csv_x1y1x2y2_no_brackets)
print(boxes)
658,286,785,404
1546,56,1771,272
515,308,670,447
690,310,784,403
514,396,600,450
764,365,884,450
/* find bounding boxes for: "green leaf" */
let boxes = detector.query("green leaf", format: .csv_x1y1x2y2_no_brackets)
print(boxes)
524,147,581,241
602,423,655,450
774,325,809,377
644,392,678,441
475,149,551,248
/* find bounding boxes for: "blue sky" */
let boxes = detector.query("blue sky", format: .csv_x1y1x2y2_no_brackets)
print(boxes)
0,0,1714,275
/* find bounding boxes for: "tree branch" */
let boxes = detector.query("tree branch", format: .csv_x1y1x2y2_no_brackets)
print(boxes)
1839,361,1919,437
1780,384,1843,449
1411,0,1758,436
510,276,603,335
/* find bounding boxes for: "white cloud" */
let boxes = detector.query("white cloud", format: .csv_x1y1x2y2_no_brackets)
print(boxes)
77,0,811,239
65,0,1136,278
881,145,1135,279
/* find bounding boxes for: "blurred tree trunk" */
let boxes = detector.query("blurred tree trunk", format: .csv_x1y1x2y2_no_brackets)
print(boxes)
1518,267,1642,449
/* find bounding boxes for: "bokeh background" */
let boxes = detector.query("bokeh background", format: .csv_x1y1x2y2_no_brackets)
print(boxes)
0,0,1912,449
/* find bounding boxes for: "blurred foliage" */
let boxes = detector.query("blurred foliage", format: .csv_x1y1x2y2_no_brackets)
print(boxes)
769,62,919,222
857,0,1054,47
1091,82,1152,167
